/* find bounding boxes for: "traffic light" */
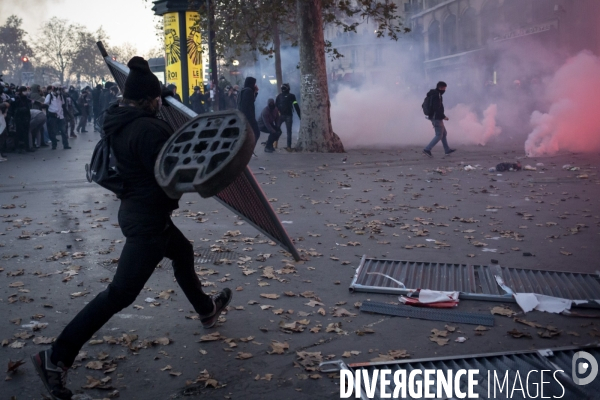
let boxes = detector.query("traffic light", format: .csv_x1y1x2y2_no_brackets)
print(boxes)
21,56,32,72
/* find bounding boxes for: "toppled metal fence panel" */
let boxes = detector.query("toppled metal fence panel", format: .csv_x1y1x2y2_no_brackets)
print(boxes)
321,345,600,400
360,300,495,326
349,256,600,306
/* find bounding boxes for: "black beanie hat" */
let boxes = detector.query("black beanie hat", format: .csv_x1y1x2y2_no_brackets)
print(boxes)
123,57,161,101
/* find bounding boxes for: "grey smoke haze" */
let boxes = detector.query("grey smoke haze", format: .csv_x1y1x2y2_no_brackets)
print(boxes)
0,0,65,35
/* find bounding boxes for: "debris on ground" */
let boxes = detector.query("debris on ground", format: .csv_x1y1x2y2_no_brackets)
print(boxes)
495,162,522,172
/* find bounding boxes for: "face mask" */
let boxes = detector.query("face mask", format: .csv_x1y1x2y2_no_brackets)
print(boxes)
438,89,446,94
269,103,275,110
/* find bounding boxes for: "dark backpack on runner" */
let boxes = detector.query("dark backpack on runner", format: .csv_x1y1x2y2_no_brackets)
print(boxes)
85,132,124,197
422,89,436,118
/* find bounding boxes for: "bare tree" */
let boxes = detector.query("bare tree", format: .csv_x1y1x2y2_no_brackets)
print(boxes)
0,15,34,84
71,27,112,87
34,17,79,85
111,42,140,64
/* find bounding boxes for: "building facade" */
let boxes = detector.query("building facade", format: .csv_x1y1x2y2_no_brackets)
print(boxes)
324,0,417,90
409,0,600,91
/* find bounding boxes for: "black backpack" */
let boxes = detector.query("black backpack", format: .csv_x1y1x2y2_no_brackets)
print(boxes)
85,132,124,197
422,89,436,117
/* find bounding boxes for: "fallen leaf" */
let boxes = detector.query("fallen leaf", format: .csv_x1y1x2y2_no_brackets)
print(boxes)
32,336,55,345
538,330,561,338
268,341,289,355
7,359,25,373
260,293,280,300
333,308,356,317
305,300,324,307
507,329,532,339
431,329,448,337
429,337,449,346
154,337,171,345
86,361,104,370
236,352,253,360
491,306,516,317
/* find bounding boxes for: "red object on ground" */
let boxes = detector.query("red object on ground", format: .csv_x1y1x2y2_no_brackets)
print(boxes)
400,297,459,308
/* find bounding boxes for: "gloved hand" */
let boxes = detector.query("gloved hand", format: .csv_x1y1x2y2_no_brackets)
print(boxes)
160,88,172,107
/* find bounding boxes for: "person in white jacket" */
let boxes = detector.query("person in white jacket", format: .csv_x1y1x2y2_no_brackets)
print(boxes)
44,83,71,150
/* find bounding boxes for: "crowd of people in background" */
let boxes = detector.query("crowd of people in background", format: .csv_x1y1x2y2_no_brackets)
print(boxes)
0,80,122,161
0,76,301,162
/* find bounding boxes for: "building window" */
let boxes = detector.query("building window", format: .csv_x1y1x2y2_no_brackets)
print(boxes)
503,0,531,29
442,14,457,55
481,0,500,44
461,7,478,51
428,20,441,59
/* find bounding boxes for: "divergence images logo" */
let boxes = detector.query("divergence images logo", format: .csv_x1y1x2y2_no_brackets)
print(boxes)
572,351,598,386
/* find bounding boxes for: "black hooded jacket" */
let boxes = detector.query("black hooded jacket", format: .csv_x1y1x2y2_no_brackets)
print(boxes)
103,103,178,213
237,77,260,139
427,88,446,120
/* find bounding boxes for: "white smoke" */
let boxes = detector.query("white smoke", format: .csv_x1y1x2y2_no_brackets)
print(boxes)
525,51,600,156
330,84,502,149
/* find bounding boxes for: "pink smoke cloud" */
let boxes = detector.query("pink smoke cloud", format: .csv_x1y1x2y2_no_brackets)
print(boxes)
525,51,600,156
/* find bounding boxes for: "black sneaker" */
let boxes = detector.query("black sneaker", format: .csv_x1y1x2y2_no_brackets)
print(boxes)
422,149,433,158
264,147,274,153
30,349,73,400
445,149,456,155
200,288,232,329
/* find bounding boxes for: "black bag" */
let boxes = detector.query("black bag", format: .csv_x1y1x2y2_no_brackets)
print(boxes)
85,133,124,197
422,89,435,117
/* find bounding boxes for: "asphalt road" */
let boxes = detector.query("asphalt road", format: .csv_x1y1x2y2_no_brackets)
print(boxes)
1,128,599,399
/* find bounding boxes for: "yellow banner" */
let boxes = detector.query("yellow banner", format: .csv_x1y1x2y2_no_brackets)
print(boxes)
186,11,203,94
163,12,182,92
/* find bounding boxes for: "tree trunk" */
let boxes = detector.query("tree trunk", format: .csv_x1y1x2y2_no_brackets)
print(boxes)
254,49,262,79
295,0,344,153
272,20,283,93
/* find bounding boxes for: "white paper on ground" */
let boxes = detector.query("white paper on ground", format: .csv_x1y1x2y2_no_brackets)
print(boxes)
514,293,580,313
514,293,539,313
418,289,459,304
534,294,572,313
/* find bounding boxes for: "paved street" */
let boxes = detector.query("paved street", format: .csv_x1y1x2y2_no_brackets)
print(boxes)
1,132,599,399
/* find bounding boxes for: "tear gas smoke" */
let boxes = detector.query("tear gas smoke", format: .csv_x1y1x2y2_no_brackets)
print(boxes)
525,51,600,157
0,0,65,35
330,84,501,149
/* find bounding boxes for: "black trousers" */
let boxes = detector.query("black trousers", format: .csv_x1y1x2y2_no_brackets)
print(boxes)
47,114,69,149
265,129,282,149
15,115,30,149
278,114,293,148
52,209,213,367
77,111,88,132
